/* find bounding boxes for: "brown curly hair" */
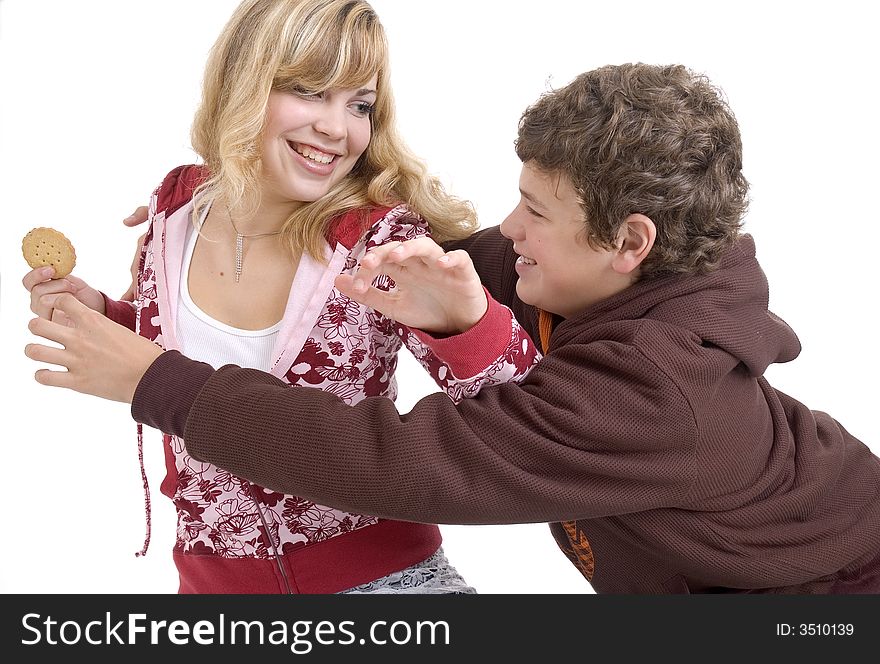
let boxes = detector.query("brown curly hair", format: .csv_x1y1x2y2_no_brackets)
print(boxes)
515,63,749,279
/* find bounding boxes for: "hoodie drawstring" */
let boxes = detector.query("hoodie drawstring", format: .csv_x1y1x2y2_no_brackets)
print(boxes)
135,422,152,557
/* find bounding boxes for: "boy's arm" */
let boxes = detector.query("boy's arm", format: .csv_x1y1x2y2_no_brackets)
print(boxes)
132,342,697,525
26,292,697,524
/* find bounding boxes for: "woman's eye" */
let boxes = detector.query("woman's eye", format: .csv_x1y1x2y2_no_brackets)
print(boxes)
351,102,375,117
525,205,543,219
290,86,322,99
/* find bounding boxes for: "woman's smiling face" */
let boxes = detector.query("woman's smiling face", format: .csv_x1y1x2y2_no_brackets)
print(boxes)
259,75,378,207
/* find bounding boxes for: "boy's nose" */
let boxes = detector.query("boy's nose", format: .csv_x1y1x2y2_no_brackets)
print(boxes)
500,210,523,241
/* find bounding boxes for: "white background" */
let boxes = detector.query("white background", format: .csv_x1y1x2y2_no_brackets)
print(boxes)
0,0,877,594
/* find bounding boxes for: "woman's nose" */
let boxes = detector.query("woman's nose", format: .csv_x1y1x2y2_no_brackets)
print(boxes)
313,103,347,141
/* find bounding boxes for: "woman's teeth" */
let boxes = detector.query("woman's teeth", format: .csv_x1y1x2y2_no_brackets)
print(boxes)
517,256,537,265
293,143,335,164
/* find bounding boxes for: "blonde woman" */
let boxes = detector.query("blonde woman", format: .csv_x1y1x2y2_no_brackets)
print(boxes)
23,0,538,594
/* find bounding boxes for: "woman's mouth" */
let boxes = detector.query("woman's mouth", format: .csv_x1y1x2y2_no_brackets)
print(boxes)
288,141,338,165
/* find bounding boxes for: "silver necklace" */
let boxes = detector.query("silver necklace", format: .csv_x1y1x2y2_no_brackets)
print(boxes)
226,206,282,283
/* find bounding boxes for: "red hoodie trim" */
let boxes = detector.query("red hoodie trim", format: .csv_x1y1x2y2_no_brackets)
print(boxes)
173,520,441,594
156,165,208,218
409,291,513,379
325,206,394,250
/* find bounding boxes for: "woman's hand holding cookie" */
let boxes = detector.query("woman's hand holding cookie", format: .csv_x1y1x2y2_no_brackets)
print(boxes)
22,267,106,324
22,227,106,324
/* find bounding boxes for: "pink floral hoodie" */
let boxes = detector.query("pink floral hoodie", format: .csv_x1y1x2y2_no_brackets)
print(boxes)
104,165,538,593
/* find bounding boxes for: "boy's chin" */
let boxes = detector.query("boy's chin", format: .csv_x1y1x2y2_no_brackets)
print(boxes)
514,280,541,308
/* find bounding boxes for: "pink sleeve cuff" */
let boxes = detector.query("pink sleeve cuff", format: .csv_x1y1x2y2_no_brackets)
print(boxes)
102,292,137,331
410,288,513,379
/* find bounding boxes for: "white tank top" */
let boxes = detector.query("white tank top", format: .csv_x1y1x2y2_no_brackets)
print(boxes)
177,211,281,372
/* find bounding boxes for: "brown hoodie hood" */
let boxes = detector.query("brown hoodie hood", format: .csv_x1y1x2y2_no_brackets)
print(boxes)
553,235,801,377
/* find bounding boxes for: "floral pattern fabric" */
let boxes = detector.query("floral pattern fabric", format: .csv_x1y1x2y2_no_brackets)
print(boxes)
135,200,539,564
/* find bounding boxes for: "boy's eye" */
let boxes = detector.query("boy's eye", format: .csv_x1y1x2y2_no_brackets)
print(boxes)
525,205,544,219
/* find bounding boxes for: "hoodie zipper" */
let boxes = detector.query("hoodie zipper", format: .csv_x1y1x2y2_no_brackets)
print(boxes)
249,486,293,594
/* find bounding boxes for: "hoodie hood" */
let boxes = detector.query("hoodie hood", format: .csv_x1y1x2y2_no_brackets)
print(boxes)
554,235,801,376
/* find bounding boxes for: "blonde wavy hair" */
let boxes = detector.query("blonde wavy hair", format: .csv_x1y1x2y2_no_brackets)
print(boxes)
191,0,476,261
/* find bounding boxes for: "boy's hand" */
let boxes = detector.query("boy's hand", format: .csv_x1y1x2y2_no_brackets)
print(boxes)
25,293,163,404
123,206,149,228
22,267,106,325
335,236,487,335
120,206,149,301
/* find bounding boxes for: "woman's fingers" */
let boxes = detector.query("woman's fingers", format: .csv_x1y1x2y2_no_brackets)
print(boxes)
22,266,56,291
334,274,399,313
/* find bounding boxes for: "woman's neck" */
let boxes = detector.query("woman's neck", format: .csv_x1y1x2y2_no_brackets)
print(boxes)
224,197,304,236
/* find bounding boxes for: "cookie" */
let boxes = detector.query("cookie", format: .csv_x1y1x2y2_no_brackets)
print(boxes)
22,227,77,278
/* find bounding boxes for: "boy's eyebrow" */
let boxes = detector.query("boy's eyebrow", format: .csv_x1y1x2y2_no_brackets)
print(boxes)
519,188,546,208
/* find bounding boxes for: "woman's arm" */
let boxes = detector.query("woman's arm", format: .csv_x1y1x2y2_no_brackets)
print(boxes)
341,223,539,401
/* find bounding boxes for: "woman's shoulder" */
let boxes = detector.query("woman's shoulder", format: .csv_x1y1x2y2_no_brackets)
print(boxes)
327,203,428,250
363,204,431,247
153,165,208,217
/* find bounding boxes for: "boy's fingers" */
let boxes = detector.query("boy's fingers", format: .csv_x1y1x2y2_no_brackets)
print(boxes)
24,343,70,369
363,238,444,267
34,368,77,390
43,292,92,322
28,315,74,346
31,282,71,318
388,237,444,263
123,205,150,227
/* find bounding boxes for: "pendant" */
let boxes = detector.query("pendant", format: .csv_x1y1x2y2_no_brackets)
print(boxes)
235,233,243,283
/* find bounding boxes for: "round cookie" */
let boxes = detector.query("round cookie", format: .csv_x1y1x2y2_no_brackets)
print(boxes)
22,227,77,278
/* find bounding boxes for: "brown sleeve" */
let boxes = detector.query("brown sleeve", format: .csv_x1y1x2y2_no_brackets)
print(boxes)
144,343,697,525
131,351,216,436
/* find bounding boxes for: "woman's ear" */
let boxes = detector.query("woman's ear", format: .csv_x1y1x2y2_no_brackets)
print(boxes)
611,213,656,275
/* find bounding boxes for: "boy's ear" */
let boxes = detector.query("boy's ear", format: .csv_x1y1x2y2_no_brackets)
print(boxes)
611,213,656,275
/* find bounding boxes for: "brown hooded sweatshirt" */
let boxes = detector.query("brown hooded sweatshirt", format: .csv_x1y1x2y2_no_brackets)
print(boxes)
132,227,880,593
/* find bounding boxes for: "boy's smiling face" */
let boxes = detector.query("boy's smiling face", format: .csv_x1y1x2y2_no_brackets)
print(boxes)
500,162,634,319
